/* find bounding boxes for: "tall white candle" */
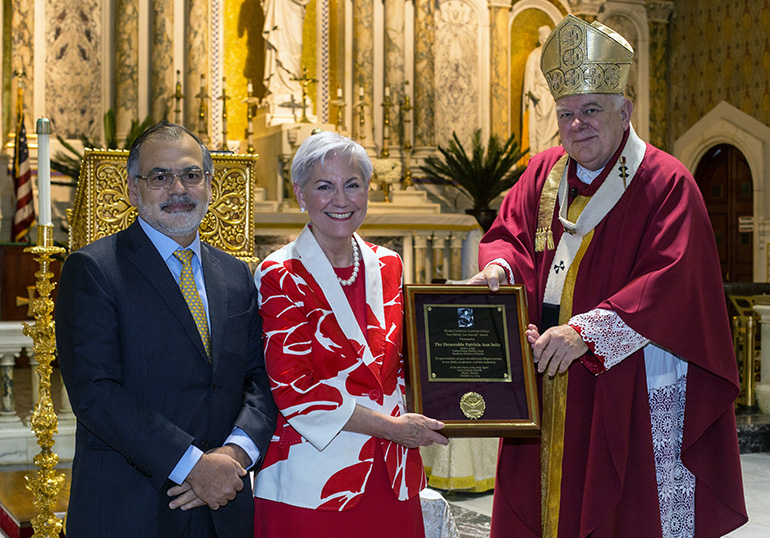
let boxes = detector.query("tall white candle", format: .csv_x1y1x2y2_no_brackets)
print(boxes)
384,85,390,98
247,80,253,94
35,118,52,226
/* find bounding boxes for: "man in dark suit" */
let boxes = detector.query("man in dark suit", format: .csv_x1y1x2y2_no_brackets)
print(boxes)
56,121,277,537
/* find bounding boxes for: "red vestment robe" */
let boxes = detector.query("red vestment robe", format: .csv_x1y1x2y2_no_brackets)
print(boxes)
479,137,747,537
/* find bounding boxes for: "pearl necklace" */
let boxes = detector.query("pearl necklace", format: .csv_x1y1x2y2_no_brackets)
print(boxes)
337,237,360,287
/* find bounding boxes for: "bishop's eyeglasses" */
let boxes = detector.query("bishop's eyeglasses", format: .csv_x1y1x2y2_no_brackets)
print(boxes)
136,169,208,190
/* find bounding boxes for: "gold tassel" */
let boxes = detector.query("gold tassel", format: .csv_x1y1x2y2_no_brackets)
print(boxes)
535,227,556,252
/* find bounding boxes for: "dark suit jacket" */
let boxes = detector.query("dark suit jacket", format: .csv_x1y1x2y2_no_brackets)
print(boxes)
56,220,277,538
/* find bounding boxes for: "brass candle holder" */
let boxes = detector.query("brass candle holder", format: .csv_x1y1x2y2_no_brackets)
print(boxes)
355,98,367,144
291,67,317,124
173,70,184,125
380,88,393,159
400,87,414,188
23,224,66,538
219,77,231,150
196,74,209,144
332,86,345,133
244,80,258,155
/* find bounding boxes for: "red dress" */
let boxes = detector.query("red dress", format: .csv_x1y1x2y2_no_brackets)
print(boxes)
253,228,426,537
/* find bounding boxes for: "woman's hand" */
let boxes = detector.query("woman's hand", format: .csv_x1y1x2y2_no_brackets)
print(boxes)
385,413,449,449
344,405,449,448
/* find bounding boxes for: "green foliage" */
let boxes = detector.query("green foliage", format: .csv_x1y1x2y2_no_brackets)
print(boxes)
419,129,527,210
50,110,154,184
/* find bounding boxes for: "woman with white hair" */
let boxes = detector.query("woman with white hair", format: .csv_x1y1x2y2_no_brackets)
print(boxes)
252,131,448,537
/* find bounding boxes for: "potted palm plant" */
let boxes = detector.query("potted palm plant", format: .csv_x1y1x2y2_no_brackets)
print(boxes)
419,129,527,231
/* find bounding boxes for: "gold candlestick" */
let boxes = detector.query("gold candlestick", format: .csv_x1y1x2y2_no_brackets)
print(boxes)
355,85,368,144
23,224,66,538
291,67,318,124
196,74,209,144
400,85,414,188
380,86,393,159
219,77,231,150
173,70,184,125
332,85,345,133
244,79,258,154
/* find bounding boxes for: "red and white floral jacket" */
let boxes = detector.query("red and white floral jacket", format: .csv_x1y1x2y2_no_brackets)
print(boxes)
253,225,426,510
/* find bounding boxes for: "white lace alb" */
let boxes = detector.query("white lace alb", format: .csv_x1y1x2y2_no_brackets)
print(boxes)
569,308,649,370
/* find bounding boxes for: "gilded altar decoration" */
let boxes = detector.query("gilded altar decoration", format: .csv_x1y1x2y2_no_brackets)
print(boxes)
23,224,66,538
67,149,260,263
460,391,486,420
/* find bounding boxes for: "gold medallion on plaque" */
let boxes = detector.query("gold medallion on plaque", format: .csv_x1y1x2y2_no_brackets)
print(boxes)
460,392,486,420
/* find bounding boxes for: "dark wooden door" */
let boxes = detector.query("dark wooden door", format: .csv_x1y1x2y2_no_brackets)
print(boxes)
694,144,753,282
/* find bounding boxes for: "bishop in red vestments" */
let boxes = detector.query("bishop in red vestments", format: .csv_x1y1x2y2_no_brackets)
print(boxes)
470,15,747,538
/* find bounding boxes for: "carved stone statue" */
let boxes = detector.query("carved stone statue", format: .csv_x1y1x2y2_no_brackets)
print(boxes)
522,25,559,155
261,0,311,124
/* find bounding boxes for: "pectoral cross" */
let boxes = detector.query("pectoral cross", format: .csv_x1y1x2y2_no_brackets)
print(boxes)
619,156,628,189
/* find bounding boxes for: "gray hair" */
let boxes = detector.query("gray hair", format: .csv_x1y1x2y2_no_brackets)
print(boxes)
126,121,213,180
290,131,372,188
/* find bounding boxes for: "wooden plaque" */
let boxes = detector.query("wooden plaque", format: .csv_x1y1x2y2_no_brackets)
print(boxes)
404,285,540,437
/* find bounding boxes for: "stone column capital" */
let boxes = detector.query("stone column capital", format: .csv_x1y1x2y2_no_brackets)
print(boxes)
487,0,512,10
646,1,674,24
568,0,605,19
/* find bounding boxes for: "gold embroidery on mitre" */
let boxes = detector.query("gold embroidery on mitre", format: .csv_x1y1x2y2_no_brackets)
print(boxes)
540,14,634,101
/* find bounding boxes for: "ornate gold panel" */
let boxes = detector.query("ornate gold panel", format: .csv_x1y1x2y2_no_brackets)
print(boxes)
67,149,260,263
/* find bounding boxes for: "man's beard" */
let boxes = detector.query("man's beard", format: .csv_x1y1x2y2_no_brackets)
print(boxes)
135,191,208,239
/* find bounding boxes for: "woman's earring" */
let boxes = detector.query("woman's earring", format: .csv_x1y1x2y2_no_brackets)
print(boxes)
300,206,306,213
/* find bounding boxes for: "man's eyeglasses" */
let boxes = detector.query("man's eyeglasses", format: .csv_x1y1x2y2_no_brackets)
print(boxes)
136,169,208,190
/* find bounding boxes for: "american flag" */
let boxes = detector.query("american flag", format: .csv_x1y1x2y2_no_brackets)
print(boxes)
11,110,34,242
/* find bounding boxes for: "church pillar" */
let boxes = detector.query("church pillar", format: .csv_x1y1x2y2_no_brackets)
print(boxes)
185,0,208,135
11,0,34,125
115,0,139,141
384,0,405,149
413,0,435,148
353,0,375,147
647,1,674,152
488,1,510,139
150,0,174,122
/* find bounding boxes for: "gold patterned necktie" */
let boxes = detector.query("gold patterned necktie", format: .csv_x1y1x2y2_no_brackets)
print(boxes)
172,249,211,360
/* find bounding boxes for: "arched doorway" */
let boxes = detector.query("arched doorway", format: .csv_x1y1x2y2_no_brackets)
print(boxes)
694,144,753,282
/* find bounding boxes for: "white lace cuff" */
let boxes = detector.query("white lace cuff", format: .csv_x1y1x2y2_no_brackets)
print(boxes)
569,308,649,371
485,259,514,285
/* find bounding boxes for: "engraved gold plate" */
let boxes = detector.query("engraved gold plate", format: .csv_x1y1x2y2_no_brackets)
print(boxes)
460,392,486,420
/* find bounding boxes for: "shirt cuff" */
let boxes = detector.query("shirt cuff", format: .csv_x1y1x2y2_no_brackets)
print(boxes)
168,444,203,485
225,427,261,470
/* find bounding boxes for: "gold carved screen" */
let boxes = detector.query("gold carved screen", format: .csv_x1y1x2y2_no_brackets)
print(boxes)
67,149,260,263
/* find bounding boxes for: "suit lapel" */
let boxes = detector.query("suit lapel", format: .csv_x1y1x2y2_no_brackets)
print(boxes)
200,244,225,371
120,221,211,365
